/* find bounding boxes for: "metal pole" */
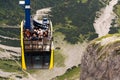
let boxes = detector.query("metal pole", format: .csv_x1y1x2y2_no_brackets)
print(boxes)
25,0,31,29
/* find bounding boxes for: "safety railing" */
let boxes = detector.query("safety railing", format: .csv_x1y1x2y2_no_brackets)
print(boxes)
24,38,51,52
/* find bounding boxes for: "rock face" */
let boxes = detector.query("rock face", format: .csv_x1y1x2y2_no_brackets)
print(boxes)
80,34,120,80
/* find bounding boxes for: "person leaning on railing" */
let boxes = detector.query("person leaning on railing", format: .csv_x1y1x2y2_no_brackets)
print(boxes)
24,29,31,40
43,30,48,37
31,33,38,41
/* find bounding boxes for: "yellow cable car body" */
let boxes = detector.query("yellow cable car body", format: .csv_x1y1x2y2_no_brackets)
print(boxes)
20,20,54,70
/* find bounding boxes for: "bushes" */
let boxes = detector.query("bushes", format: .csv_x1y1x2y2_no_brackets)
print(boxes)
0,27,20,47
51,0,105,43
109,27,119,34
0,0,63,25
88,32,98,40
54,66,80,80
0,59,21,72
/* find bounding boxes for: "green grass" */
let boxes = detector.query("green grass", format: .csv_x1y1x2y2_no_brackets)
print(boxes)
0,27,20,38
0,60,21,72
81,0,88,3
53,32,66,67
111,40,120,55
54,67,80,80
96,39,120,61
114,33,120,37
95,34,113,42
0,27,20,47
97,45,103,53
54,50,65,67
112,40,120,45
97,52,108,61
0,59,28,78
27,69,36,74
91,33,120,46
0,77,10,80
114,4,120,26
0,37,20,47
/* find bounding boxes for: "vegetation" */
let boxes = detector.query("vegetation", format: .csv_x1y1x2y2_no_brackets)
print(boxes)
27,69,36,74
109,27,120,34
0,77,10,80
0,0,63,26
53,66,80,80
0,59,35,78
50,0,110,43
94,34,113,41
54,50,65,67
109,1,120,34
0,27,20,38
0,59,21,72
0,37,20,47
81,0,88,3
0,0,111,43
0,0,118,44
0,27,20,47
114,2,120,26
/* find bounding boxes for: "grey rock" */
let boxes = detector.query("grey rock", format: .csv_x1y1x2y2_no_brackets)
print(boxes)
80,36,120,80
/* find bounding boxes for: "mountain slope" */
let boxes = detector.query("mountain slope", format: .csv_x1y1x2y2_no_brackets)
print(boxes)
0,0,113,44
0,0,120,80
0,0,63,25
0,27,20,47
51,0,111,43
80,34,120,80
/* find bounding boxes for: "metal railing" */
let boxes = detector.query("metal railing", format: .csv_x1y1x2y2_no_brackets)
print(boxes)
24,38,51,52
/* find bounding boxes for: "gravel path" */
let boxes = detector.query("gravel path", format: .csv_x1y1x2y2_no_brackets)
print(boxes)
93,0,118,37
33,7,51,22
0,44,20,53
32,42,87,80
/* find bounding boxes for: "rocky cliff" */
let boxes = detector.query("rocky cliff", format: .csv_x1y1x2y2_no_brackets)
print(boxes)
80,34,120,80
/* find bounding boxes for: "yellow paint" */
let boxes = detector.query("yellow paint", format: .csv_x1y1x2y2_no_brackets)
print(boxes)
49,22,54,69
20,21,26,70
49,49,54,69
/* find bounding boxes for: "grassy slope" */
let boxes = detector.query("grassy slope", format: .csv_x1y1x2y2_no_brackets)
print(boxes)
53,67,80,80
51,0,106,44
0,60,21,72
0,27,20,47
50,32,85,80
114,2,120,26
0,0,63,25
54,50,66,67
108,1,120,34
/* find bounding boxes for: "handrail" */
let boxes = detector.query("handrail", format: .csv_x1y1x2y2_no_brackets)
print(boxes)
24,40,51,52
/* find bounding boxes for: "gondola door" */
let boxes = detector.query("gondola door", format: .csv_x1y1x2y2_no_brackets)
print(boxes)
32,55,43,69
25,52,51,69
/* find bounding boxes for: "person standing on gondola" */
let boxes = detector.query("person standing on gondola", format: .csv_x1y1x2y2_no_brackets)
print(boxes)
24,29,31,40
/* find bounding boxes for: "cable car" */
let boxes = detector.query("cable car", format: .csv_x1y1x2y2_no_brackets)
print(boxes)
20,0,54,70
